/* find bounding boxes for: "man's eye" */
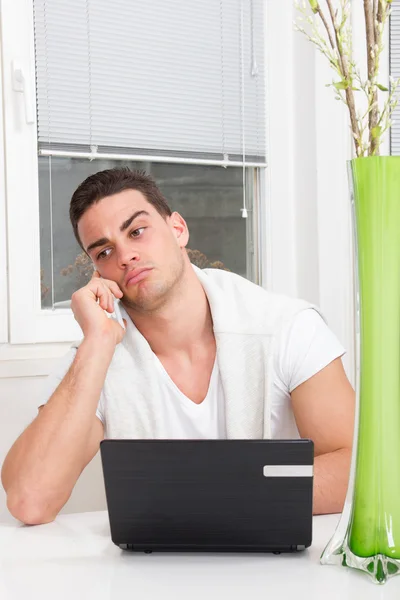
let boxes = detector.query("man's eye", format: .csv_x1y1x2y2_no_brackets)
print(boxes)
130,227,145,238
97,248,111,260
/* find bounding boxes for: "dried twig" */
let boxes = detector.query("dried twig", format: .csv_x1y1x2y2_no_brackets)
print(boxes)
325,0,361,152
315,5,336,49
373,0,378,43
364,0,379,154
295,0,398,157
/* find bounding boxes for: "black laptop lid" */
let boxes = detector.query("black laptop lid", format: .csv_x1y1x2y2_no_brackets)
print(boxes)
100,439,314,552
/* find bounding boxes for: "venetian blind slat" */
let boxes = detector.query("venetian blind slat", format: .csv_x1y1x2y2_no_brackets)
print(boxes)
33,0,266,163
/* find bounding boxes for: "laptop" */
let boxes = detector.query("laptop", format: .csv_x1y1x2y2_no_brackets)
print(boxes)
100,439,314,553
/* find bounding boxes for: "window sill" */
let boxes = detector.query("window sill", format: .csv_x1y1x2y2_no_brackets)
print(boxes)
0,342,72,378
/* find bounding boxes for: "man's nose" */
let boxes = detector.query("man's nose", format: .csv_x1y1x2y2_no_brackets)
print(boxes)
116,243,140,268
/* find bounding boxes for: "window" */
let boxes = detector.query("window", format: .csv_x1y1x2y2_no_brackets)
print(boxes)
39,159,260,308
2,0,266,343
390,0,400,154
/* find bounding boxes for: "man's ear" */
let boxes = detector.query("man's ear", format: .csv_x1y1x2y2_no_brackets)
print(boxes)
169,212,189,248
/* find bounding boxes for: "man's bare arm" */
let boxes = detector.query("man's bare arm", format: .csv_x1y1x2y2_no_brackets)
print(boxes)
312,447,352,514
1,272,124,525
291,357,355,515
1,338,113,525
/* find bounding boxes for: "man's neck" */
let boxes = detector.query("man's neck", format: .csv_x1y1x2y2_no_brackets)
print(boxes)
124,266,215,358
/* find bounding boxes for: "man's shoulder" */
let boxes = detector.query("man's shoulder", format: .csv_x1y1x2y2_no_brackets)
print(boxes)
200,267,310,309
195,267,317,335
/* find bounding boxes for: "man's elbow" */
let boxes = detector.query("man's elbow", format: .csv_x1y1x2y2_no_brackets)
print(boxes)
6,490,58,525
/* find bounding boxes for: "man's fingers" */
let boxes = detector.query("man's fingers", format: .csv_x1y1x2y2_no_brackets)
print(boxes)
101,280,122,304
92,281,112,310
90,271,122,298
106,280,123,299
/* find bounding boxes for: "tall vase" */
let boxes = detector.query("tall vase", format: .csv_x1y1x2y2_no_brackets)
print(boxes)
321,156,400,584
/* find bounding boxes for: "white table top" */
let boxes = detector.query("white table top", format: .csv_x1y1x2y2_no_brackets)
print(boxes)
0,511,398,599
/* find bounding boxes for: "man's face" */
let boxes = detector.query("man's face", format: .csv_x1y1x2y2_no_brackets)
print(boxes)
78,190,189,312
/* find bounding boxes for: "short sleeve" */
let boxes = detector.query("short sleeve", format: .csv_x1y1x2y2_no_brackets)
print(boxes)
38,347,105,424
274,308,346,394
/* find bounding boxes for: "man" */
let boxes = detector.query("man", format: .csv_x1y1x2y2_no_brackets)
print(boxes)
1,168,355,525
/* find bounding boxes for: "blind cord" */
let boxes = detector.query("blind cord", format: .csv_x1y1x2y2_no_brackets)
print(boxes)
239,0,247,218
43,1,55,308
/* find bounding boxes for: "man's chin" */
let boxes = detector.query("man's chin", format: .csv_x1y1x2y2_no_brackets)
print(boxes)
121,284,166,313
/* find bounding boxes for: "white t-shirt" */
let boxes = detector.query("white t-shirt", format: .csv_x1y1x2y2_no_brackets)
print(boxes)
152,355,227,439
40,308,345,439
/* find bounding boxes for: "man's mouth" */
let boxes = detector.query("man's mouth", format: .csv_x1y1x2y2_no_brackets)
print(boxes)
124,267,153,287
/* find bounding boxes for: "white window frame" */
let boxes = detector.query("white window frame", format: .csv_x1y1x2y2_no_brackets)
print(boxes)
2,0,82,343
0,33,8,345
263,0,298,297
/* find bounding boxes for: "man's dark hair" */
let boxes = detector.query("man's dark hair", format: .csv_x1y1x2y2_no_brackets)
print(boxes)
70,167,172,249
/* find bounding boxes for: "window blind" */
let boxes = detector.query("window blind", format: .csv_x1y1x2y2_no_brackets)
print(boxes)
390,0,400,155
33,0,266,165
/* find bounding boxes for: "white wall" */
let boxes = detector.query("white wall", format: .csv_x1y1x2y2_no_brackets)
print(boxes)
293,30,320,308
0,374,106,523
266,0,355,381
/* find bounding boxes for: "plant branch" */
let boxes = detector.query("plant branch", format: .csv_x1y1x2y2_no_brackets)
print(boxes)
364,0,380,154
376,76,400,130
295,0,397,156
315,5,336,49
325,0,361,153
373,0,378,43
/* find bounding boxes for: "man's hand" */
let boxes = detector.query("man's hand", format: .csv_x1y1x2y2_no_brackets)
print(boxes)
71,271,126,344
291,357,355,514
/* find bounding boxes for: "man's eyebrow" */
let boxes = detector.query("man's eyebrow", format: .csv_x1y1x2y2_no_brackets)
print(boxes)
86,237,109,254
120,210,150,232
86,210,150,254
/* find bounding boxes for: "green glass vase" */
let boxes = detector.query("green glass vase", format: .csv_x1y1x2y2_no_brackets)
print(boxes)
320,156,400,584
